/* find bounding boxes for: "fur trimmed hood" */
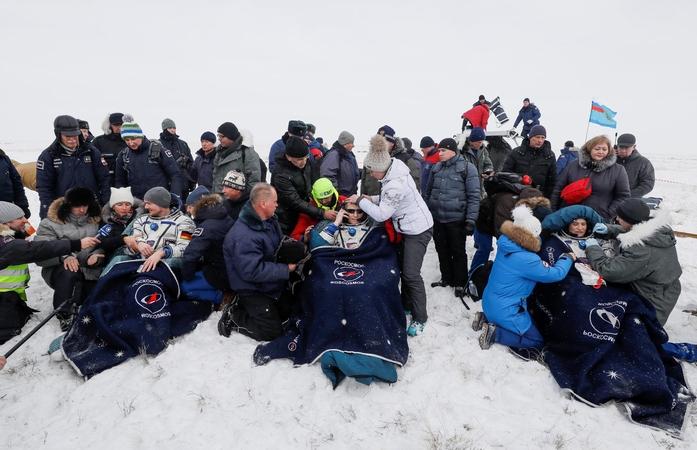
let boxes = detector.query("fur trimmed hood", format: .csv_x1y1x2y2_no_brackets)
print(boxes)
0,223,16,237
578,144,617,173
500,220,541,253
47,196,101,225
515,195,550,211
192,194,226,219
617,208,675,249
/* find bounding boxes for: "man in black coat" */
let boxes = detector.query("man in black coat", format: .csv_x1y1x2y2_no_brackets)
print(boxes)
160,118,195,202
270,136,337,235
615,133,655,198
502,125,557,198
221,170,250,221
92,112,128,186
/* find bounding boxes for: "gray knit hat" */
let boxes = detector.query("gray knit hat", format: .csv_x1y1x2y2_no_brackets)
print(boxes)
144,187,172,208
338,131,355,145
0,201,25,223
363,135,392,172
161,118,176,130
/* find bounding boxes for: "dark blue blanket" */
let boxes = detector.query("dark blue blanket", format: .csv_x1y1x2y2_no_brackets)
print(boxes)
253,228,408,381
62,260,212,378
528,236,694,438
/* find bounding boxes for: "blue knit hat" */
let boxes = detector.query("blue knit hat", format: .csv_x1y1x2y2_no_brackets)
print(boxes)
200,131,216,144
470,127,486,142
377,125,396,143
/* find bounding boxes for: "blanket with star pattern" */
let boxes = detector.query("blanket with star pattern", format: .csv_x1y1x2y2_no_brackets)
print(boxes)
527,235,694,438
61,260,212,378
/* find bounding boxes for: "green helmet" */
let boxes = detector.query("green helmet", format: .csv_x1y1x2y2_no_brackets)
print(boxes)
311,178,338,210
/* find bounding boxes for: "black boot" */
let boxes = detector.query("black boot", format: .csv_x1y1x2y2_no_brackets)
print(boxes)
430,280,450,288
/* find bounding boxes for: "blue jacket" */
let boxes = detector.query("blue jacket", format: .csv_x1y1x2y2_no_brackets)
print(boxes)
0,152,30,217
425,154,480,223
482,220,572,335
224,202,290,300
188,148,216,191
556,146,578,175
268,136,287,173
36,139,111,219
513,104,541,135
160,131,194,193
420,148,440,195
114,138,183,200
181,196,234,290
319,141,360,197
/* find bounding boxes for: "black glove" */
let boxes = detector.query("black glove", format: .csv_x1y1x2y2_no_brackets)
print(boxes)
21,206,31,219
176,155,191,169
465,220,475,236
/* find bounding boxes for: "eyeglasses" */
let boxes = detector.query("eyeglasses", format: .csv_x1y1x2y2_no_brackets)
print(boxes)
217,134,226,139
344,208,363,214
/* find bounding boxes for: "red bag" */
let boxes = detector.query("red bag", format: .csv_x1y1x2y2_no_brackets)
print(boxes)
560,177,592,205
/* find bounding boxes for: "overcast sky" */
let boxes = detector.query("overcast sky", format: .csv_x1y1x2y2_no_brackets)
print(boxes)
1,0,695,157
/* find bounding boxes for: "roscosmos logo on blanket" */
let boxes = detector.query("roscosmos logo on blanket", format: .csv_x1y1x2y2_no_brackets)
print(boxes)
584,301,626,342
133,279,171,318
331,260,365,285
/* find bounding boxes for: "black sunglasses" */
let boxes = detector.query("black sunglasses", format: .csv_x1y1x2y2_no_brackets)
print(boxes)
344,208,363,214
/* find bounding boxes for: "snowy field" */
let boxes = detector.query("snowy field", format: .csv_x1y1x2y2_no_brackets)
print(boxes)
1,145,696,450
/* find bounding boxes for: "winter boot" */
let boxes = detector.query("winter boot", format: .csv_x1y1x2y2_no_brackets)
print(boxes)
454,286,466,299
479,323,496,350
407,320,426,337
217,299,240,338
430,280,450,288
471,311,488,331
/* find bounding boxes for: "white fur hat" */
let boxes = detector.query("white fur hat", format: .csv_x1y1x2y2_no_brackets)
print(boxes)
109,187,134,207
511,204,541,237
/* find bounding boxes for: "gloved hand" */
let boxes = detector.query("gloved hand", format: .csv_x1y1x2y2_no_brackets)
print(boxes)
176,155,191,168
526,120,533,124
584,238,599,247
593,223,608,234
465,220,475,236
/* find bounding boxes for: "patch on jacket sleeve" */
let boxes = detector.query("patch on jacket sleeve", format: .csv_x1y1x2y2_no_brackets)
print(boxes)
84,155,92,163
2,236,14,243
101,157,108,166
164,150,173,158
37,160,45,170
180,230,193,240
193,228,204,237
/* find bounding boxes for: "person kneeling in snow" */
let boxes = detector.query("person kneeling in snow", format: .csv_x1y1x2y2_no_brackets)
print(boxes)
476,205,575,350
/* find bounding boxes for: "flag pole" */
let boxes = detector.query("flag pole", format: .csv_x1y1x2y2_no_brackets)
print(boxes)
585,101,592,143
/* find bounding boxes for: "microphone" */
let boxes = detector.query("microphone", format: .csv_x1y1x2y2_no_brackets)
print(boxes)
94,224,113,238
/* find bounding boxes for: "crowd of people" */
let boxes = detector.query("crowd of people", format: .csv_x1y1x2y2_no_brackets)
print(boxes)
1,103,684,375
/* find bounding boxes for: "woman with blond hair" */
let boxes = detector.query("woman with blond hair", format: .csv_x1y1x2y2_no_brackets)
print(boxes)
550,135,630,222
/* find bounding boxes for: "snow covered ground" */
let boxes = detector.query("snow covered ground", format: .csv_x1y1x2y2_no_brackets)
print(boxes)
1,145,696,450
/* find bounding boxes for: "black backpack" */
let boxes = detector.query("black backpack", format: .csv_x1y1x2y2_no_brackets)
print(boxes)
465,260,494,301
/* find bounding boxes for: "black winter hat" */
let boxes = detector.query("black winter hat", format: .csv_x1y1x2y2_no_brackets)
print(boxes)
54,115,81,137
77,119,90,130
217,122,240,141
617,133,636,148
109,113,124,125
564,140,574,148
402,137,413,150
306,123,316,134
438,138,458,152
200,131,216,144
616,198,650,225
287,120,307,137
285,136,309,158
275,237,310,264
65,187,97,207
420,136,435,148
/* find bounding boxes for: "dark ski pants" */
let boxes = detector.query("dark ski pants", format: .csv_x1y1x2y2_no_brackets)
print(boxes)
233,289,295,342
400,228,433,324
432,219,468,288
49,265,96,311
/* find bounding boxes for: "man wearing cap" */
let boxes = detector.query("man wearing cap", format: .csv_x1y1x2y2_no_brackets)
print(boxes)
419,136,440,195
221,170,250,221
461,127,494,198
360,125,420,196
502,125,557,198
92,112,128,186
512,98,541,139
114,115,183,200
268,120,308,172
212,122,262,193
319,130,360,196
271,136,336,235
0,201,101,345
556,140,578,175
160,118,195,202
586,198,681,325
188,132,217,191
36,115,111,219
123,187,195,272
615,133,655,198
